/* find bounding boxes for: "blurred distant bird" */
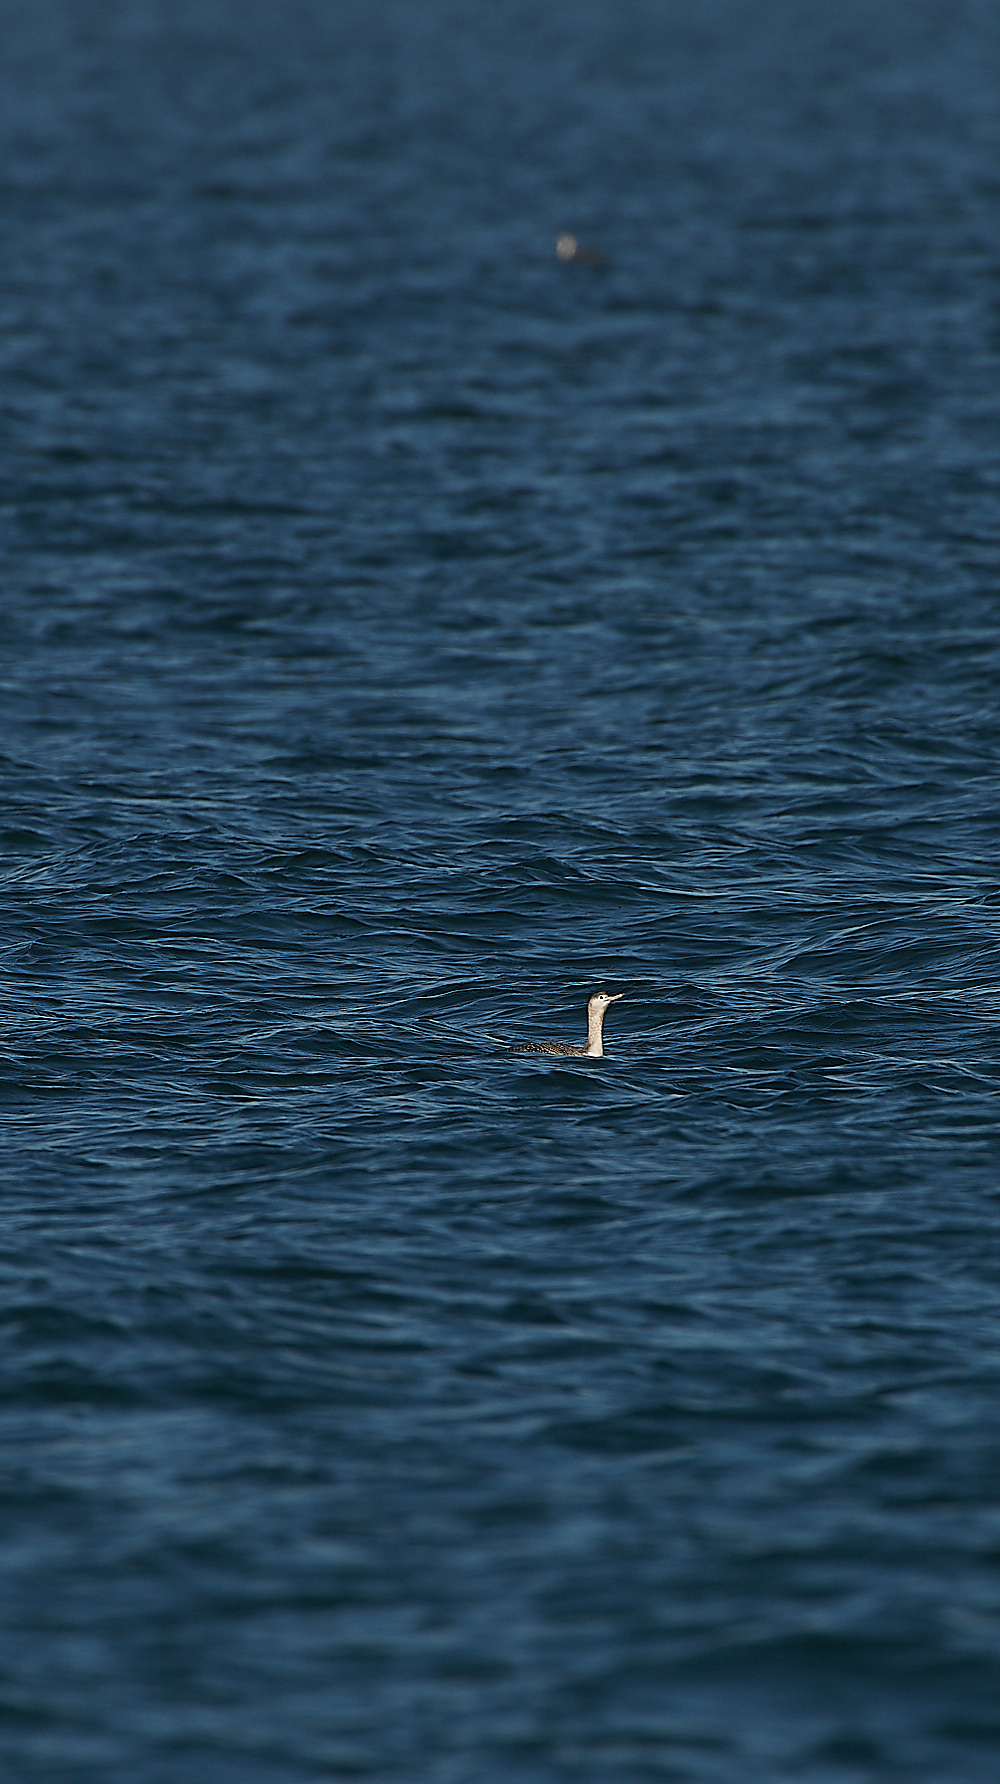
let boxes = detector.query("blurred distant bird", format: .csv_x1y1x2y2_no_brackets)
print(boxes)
556,232,606,268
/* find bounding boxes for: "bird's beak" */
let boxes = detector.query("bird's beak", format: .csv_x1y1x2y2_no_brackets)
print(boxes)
609,993,624,1002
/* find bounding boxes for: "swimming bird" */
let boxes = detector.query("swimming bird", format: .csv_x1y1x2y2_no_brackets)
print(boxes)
509,991,623,1058
555,232,606,268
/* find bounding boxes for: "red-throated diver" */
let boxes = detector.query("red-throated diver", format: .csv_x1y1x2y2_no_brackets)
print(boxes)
509,991,623,1058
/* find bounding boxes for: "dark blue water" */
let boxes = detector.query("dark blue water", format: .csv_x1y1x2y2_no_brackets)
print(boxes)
4,1,1000,1777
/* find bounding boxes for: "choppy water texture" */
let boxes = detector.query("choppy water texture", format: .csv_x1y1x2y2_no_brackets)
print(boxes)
3,1,1000,1778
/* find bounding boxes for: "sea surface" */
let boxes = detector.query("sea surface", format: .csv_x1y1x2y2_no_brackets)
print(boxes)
3,2,1000,1779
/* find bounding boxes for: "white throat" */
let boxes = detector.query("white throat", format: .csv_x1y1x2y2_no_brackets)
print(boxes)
585,1005,607,1058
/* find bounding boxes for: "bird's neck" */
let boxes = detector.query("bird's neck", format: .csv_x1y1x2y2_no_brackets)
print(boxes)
584,1007,605,1058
